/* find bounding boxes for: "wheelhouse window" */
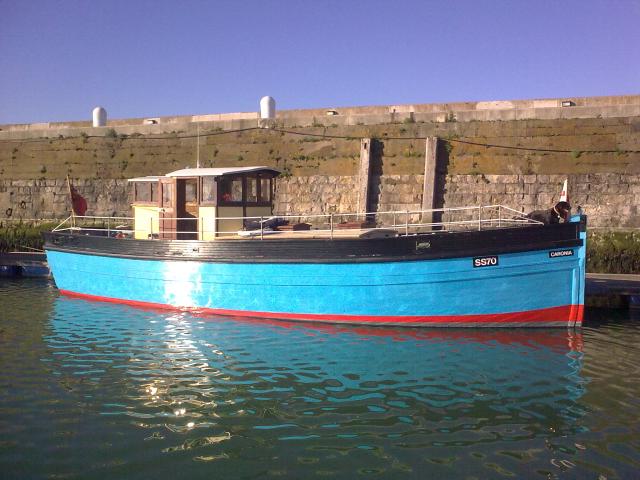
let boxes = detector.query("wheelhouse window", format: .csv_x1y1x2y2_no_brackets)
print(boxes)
218,176,243,204
201,177,216,204
259,176,271,203
246,177,258,203
184,178,198,203
134,181,159,204
216,172,274,206
162,182,173,207
151,183,159,203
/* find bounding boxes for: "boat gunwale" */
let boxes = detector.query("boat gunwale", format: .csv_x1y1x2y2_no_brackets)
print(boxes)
43,223,583,264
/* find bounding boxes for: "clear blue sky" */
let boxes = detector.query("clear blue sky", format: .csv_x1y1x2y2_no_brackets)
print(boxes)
1,0,638,124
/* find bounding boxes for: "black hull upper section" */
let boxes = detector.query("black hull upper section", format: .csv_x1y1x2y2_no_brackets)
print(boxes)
44,221,584,264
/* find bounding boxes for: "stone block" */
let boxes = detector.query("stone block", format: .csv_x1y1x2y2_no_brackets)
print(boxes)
536,183,556,193
590,173,620,185
612,184,630,194
584,183,601,194
399,193,414,204
547,175,567,184
401,175,415,183
401,183,415,194
537,193,554,205
575,183,590,193
465,175,479,184
620,174,637,185
524,184,540,195
536,174,550,184
489,183,506,194
574,174,590,184
379,192,396,204
505,183,524,194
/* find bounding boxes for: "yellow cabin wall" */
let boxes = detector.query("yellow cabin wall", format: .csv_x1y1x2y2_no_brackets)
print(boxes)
133,205,160,239
199,206,272,239
246,206,273,220
216,206,244,237
199,206,217,240
246,206,273,217
132,198,273,240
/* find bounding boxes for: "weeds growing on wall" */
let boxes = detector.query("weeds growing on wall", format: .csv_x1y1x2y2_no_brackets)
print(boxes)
0,222,59,252
587,231,640,274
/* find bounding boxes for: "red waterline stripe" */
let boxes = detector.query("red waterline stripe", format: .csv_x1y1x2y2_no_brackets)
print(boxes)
59,290,583,326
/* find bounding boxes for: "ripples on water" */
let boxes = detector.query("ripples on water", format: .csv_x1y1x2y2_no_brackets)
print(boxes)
1,279,639,479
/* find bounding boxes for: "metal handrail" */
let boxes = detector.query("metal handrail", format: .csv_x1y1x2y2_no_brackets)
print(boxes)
50,205,543,239
53,215,133,232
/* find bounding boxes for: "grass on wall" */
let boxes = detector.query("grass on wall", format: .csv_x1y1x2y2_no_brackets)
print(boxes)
0,222,59,252
586,230,640,274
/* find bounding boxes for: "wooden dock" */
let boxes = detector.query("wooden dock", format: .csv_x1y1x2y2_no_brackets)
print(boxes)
586,273,640,309
586,273,640,295
0,252,49,277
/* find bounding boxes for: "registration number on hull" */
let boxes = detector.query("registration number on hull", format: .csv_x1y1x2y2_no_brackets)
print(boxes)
473,256,499,268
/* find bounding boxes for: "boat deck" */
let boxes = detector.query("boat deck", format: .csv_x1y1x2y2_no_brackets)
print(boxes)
51,204,544,242
226,227,401,240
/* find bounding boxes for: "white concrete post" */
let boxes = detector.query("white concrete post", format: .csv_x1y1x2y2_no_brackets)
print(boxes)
358,138,372,217
421,137,439,226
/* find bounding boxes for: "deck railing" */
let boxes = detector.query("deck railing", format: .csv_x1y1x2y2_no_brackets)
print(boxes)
52,205,542,239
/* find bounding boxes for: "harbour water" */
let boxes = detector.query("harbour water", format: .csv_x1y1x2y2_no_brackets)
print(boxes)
1,279,639,479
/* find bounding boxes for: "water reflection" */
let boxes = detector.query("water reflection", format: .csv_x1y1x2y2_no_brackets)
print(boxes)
5,281,638,478
36,295,592,477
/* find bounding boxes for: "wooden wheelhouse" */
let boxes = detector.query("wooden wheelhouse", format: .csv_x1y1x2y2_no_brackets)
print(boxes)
128,167,280,240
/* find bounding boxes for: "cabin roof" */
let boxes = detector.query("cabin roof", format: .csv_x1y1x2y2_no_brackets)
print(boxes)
127,176,163,183
127,167,280,183
165,166,280,178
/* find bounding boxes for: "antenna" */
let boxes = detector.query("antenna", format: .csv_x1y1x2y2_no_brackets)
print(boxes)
196,122,200,168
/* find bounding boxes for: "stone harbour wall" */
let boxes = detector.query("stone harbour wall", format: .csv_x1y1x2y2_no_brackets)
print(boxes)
0,94,639,228
273,174,426,223
444,173,640,227
1,172,639,228
0,179,130,221
371,175,425,214
274,176,359,217
273,173,640,228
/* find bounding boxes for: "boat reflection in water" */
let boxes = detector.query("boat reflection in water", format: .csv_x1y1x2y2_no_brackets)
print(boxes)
47,296,587,477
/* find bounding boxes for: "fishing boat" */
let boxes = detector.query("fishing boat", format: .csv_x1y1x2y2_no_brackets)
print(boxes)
43,167,586,327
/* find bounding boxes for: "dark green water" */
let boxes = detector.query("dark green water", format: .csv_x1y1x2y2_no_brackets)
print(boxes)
1,279,639,479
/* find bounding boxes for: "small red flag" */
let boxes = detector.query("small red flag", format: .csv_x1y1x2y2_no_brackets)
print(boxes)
69,182,87,216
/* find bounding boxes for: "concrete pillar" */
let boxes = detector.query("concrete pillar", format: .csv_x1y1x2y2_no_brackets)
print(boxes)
421,137,439,225
358,138,372,215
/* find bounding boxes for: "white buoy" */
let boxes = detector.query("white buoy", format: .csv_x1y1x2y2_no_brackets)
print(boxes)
92,107,107,127
260,96,276,120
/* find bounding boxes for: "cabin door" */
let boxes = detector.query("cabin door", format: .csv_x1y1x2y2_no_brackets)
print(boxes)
159,178,177,240
176,178,198,240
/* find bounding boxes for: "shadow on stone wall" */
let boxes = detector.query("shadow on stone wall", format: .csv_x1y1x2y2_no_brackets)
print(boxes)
433,139,451,223
367,139,384,214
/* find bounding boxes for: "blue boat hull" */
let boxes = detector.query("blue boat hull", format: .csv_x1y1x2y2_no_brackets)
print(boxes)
45,242,585,327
